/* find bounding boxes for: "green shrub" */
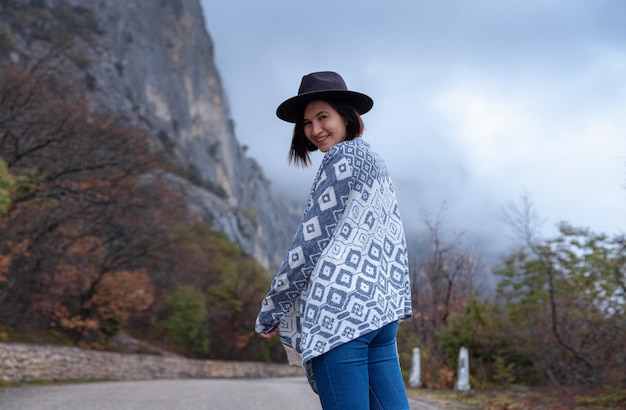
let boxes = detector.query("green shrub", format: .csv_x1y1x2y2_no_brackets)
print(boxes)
0,160,15,215
163,287,209,356
493,356,516,387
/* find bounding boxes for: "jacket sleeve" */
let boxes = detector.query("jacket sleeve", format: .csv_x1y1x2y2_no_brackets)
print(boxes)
255,144,355,333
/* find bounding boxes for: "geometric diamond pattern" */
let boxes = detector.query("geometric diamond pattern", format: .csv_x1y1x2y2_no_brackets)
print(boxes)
255,139,412,365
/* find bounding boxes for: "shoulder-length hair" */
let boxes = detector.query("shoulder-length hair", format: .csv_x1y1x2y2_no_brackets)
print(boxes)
288,100,365,167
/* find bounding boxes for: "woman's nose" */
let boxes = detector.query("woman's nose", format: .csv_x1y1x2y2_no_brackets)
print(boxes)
312,121,323,135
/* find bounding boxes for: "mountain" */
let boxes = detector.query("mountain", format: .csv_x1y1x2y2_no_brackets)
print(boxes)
0,0,298,271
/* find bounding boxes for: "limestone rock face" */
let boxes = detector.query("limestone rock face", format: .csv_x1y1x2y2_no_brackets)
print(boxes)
0,0,298,270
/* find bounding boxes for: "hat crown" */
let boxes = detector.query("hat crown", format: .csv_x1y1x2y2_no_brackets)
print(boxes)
298,71,348,95
276,71,373,123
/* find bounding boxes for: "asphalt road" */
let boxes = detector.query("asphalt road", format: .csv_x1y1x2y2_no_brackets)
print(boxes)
0,377,441,410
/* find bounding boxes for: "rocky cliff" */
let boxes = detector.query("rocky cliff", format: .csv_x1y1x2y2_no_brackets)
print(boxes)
0,0,297,270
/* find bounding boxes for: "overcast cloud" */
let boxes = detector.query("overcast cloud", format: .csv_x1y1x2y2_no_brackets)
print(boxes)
200,0,626,258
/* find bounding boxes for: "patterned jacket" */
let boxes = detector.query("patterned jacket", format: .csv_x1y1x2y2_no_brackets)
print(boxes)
255,138,412,365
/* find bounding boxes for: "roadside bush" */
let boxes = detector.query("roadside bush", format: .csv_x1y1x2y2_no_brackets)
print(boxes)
163,287,209,356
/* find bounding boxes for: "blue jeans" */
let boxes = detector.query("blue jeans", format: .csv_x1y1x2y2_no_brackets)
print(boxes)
310,321,410,410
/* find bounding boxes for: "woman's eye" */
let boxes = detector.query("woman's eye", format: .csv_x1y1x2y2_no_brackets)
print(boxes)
303,121,311,126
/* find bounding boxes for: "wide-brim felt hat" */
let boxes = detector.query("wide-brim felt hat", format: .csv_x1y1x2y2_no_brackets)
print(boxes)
276,71,374,123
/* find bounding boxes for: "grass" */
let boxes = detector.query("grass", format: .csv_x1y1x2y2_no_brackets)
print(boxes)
407,386,626,409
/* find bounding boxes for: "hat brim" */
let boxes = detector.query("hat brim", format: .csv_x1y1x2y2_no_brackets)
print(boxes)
276,90,373,123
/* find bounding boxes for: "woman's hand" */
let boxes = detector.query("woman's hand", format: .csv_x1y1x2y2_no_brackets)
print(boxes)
259,328,280,339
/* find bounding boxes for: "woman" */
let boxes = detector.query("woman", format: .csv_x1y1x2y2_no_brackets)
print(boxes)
256,71,412,409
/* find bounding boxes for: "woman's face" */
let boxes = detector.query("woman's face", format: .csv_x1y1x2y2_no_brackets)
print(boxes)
303,100,347,152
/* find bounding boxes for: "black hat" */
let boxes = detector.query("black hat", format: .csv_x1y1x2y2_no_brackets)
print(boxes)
276,71,374,123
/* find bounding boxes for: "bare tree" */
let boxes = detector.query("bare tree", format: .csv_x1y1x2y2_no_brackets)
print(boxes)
0,65,184,339
406,203,484,356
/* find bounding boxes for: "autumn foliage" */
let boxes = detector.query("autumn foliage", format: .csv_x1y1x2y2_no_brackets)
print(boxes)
0,65,167,336
0,65,275,360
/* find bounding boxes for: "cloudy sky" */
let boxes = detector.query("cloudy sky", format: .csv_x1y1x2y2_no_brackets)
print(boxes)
200,0,625,258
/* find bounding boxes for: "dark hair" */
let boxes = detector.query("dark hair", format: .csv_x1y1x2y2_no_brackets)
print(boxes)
288,100,365,166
